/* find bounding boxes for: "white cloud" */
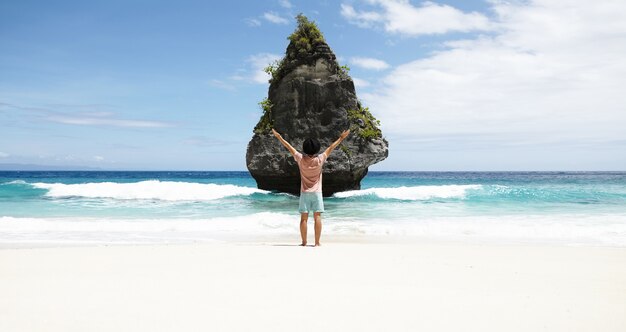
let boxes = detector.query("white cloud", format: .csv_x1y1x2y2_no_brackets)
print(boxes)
360,1,626,155
263,12,289,25
93,156,104,162
245,18,262,27
350,57,390,70
0,152,9,158
248,53,282,84
341,0,491,36
47,115,172,128
340,4,383,28
279,0,293,9
1,102,173,128
352,78,370,89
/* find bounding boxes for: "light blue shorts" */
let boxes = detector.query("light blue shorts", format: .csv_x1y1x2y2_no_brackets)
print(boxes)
299,192,325,214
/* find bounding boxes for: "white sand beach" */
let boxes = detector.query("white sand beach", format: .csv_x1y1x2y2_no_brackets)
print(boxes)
1,239,625,332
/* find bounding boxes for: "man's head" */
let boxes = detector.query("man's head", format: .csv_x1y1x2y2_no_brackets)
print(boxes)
302,138,321,156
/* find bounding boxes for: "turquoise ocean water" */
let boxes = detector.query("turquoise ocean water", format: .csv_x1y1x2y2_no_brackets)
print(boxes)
1,171,625,246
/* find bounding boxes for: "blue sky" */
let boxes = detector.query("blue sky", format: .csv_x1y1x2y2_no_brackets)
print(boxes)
1,0,625,170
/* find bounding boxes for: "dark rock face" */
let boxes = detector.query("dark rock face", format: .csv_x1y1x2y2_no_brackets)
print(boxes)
246,41,388,197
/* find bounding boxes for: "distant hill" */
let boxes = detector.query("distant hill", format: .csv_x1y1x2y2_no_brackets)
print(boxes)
0,163,102,171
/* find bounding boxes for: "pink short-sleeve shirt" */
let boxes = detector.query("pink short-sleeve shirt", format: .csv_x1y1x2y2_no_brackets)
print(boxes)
293,152,327,193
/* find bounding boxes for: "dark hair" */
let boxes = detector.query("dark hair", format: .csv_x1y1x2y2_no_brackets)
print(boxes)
302,138,321,156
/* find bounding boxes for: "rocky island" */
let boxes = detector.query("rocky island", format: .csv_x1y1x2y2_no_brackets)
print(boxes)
246,14,388,197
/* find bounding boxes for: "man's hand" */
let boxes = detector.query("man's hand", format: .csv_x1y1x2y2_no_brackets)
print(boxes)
272,128,281,138
340,129,350,140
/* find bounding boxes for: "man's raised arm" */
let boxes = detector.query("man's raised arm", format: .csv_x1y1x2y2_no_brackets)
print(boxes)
323,129,350,158
272,129,298,156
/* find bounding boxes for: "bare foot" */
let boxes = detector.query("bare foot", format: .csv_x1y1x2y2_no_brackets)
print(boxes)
300,243,307,246
314,243,321,247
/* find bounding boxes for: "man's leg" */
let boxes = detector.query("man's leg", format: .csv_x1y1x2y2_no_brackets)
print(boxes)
300,213,308,246
314,212,322,246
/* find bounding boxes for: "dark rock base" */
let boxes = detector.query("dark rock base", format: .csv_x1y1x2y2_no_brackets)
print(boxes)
251,169,367,197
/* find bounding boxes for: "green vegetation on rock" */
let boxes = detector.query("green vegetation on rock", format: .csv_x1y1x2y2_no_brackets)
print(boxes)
287,14,325,57
265,14,345,84
253,97,273,134
263,60,281,79
347,104,382,140
339,64,350,75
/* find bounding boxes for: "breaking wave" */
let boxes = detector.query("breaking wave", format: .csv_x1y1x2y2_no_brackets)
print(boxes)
31,180,267,201
333,185,482,200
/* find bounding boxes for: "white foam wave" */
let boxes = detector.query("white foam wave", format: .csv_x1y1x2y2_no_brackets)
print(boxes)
0,212,298,246
30,180,267,201
2,180,27,185
343,215,626,246
333,185,482,200
1,213,626,247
